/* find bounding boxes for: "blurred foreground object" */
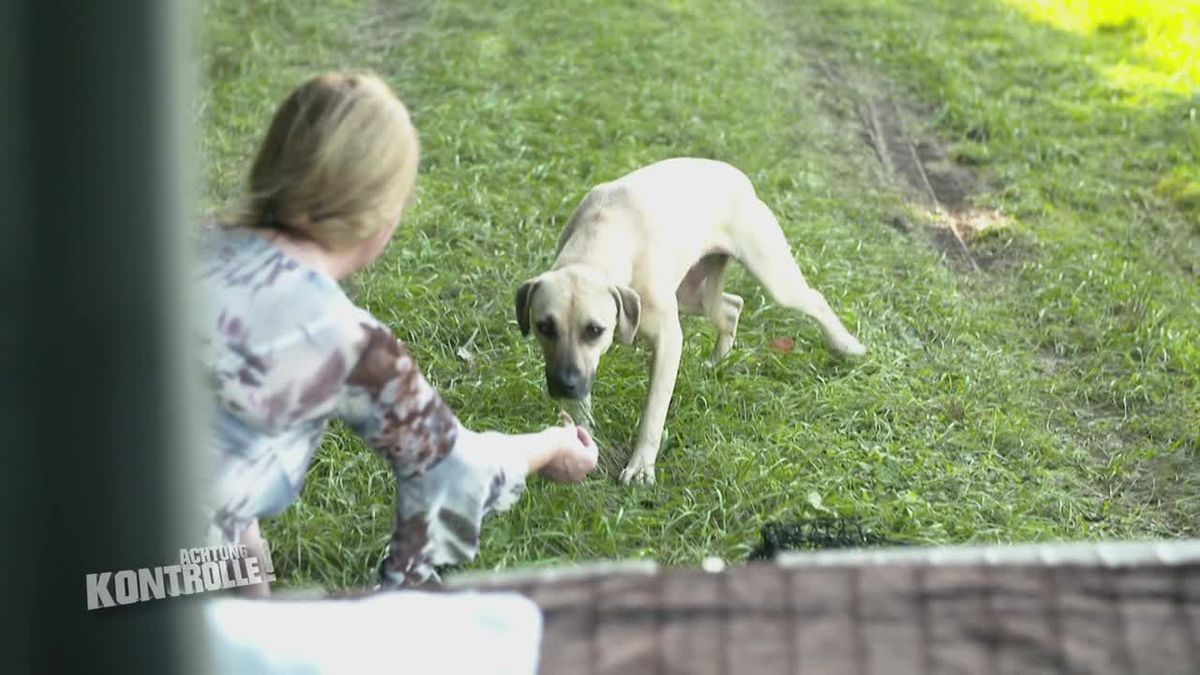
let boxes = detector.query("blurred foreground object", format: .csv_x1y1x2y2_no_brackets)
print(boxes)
449,541,1200,674
206,591,542,674
3,0,204,672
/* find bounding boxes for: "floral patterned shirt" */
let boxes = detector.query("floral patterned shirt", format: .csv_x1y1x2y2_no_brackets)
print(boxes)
195,228,527,586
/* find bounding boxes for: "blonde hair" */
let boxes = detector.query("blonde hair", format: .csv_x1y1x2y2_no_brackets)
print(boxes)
238,71,420,250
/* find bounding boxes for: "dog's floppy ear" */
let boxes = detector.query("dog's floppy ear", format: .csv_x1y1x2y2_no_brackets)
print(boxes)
610,285,641,344
515,278,541,336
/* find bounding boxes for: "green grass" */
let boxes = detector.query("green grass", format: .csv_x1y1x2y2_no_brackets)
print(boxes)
199,0,1200,591
1004,0,1200,94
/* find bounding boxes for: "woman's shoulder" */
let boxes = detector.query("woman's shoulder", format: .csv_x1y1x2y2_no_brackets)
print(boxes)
197,225,344,298
323,298,393,350
195,224,380,353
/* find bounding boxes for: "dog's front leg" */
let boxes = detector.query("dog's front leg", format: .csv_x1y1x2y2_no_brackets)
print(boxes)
620,319,683,485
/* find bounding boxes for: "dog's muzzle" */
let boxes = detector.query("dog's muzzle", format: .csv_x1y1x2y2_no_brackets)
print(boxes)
547,367,590,400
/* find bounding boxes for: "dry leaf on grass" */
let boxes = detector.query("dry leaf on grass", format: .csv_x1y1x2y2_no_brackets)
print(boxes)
769,336,796,352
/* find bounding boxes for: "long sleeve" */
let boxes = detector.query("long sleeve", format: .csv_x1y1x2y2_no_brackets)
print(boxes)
338,321,529,587
197,229,530,585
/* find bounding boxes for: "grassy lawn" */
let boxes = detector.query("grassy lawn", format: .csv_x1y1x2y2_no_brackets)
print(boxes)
199,0,1199,590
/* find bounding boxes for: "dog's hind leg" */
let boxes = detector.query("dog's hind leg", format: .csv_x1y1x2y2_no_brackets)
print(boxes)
677,254,744,365
708,291,743,365
733,199,865,357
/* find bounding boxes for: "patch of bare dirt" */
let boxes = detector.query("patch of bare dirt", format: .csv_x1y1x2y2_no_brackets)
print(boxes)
812,58,1013,271
970,226,1040,271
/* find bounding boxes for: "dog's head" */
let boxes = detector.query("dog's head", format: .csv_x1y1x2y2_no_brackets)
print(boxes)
515,267,641,400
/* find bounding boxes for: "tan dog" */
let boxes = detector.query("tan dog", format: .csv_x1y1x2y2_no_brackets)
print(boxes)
515,158,865,484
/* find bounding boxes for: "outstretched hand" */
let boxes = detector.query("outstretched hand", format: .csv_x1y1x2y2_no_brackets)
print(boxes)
537,424,599,483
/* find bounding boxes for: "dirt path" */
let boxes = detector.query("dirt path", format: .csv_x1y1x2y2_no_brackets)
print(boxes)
813,56,1012,271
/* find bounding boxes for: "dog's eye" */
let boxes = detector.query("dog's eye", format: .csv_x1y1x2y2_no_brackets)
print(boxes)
582,323,605,341
536,319,557,339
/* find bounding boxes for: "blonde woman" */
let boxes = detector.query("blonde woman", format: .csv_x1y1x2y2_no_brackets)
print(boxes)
196,72,597,593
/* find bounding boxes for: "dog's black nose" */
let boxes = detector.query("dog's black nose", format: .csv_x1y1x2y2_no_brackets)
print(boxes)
547,367,586,400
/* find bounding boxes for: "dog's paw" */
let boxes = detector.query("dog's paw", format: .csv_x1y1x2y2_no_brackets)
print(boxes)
619,460,656,486
834,336,867,358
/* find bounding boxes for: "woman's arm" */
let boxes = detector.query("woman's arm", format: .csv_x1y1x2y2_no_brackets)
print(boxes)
337,320,595,587
470,424,597,481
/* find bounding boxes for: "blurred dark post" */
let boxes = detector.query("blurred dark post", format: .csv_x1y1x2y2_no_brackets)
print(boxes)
2,0,206,672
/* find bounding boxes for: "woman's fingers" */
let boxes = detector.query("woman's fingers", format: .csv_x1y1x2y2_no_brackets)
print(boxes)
536,425,598,483
574,425,594,451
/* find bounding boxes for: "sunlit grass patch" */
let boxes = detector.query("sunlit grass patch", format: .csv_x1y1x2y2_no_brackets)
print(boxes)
1005,0,1200,93
1156,164,1200,215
